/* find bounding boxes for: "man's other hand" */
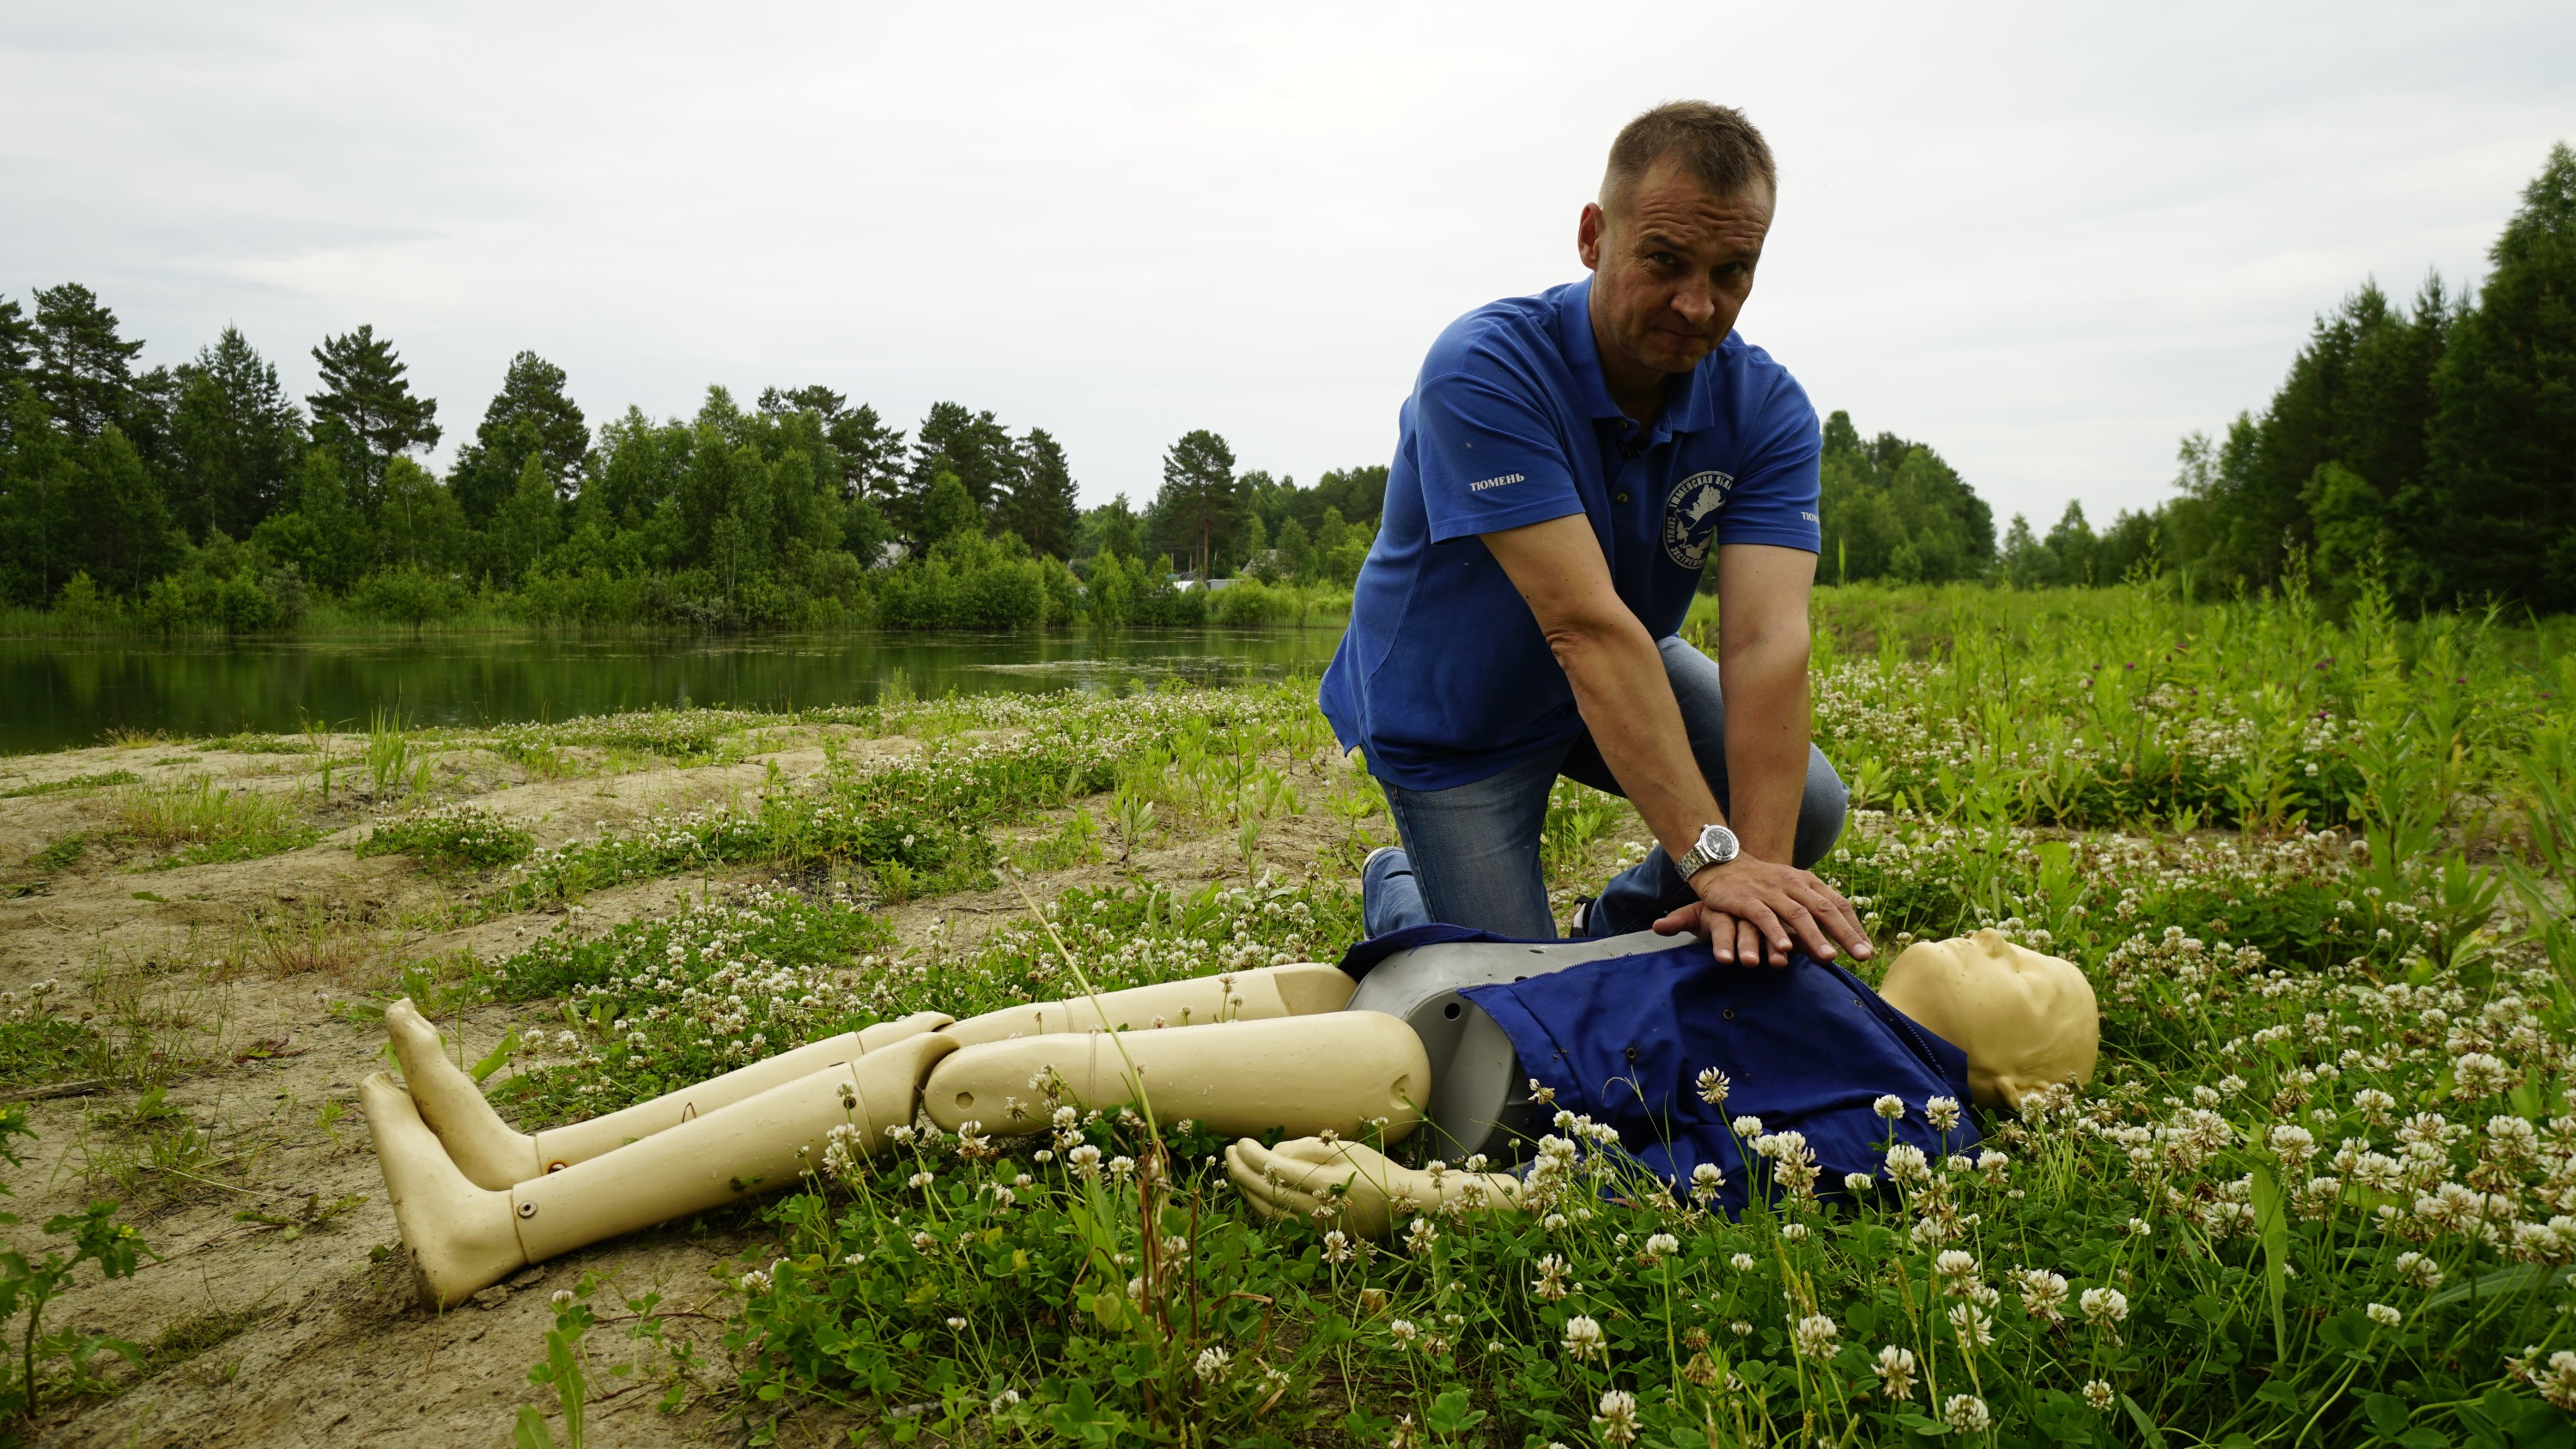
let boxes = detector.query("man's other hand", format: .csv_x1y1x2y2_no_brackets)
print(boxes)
1651,858,1872,967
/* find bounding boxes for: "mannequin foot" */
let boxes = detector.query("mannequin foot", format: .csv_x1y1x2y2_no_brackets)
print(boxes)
361,1072,527,1308
386,998,540,1189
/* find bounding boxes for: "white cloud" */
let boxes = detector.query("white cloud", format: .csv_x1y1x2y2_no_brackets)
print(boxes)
3,1,2567,525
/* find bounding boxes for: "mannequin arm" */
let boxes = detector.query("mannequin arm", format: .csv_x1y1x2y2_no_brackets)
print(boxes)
1224,1137,1522,1237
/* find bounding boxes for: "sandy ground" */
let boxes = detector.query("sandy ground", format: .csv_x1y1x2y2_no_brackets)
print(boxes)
0,723,1464,1447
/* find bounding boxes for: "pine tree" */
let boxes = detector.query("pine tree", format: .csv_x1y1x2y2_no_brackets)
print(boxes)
757,385,906,500
1002,427,1080,558
307,325,440,506
170,326,305,541
491,452,564,584
1155,429,1238,579
2423,142,2576,609
66,427,173,596
449,351,588,519
30,284,146,438
0,296,33,395
0,384,77,604
904,402,1015,538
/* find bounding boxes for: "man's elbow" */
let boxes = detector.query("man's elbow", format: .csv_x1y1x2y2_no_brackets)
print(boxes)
1722,619,1812,672
1540,609,1650,675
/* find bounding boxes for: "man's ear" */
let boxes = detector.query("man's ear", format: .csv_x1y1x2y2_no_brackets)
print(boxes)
1577,203,1607,271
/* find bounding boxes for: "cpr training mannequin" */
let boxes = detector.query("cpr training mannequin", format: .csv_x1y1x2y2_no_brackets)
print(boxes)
364,928,2096,1308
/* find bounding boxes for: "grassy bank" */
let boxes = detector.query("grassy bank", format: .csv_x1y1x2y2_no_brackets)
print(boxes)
2,581,2573,1445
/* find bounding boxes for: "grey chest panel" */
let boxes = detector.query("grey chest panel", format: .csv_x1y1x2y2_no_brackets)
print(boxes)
1347,930,1672,1165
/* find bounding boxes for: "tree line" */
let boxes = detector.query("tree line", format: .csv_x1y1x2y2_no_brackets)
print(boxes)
0,295,1387,632
1997,143,2575,609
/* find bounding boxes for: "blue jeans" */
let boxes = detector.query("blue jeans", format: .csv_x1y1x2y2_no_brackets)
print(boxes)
1363,635,1847,940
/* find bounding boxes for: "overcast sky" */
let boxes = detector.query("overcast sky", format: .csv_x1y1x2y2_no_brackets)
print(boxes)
4,3,2570,527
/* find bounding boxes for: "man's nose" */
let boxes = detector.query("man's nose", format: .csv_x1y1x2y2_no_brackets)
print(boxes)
1670,285,1717,326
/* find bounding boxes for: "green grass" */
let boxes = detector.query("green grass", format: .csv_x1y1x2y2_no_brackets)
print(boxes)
481,581,2565,1449
0,770,139,800
0,1018,112,1087
111,777,321,869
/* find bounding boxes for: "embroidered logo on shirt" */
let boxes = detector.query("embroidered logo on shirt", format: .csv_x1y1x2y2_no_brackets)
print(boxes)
1662,470,1735,569
1469,472,1527,493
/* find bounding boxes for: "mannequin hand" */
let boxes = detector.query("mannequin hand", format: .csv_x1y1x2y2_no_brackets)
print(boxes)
1224,1137,1418,1237
1657,858,1872,968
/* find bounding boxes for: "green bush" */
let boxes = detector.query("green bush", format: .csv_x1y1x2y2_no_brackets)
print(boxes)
349,566,470,626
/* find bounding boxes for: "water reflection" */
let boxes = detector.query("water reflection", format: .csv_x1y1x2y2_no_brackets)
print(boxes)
0,629,1342,754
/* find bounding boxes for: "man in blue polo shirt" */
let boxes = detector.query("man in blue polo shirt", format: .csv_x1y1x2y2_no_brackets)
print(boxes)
1321,100,1874,970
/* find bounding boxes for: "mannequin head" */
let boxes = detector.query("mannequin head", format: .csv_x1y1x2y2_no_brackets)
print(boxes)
1876,930,2098,1111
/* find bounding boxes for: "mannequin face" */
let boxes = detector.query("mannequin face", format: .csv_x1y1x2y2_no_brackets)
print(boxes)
1876,930,2098,1110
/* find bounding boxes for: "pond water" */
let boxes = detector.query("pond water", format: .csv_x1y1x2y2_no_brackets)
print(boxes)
0,628,1345,755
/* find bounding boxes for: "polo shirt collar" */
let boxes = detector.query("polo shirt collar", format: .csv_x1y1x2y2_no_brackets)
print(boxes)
1553,276,1722,440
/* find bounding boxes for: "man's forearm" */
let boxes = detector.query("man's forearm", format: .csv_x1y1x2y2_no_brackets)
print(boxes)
1550,616,1727,864
1717,636,1810,864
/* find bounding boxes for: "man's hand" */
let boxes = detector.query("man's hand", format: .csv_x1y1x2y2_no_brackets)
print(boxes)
1653,857,1871,967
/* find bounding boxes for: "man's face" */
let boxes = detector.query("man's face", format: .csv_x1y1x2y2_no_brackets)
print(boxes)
1579,161,1773,380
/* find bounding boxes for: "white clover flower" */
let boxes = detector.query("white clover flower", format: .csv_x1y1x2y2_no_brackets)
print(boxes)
1874,1344,1917,1400
1193,1346,1231,1381
1792,1313,1839,1359
1592,1389,1639,1446
1925,1097,1962,1131
2394,1251,2443,1289
1885,1143,1931,1184
550,1289,575,1308
1729,1252,1757,1272
1642,1232,1680,1260
1873,1094,1906,1121
1561,1314,1606,1360
1730,1113,1765,1138
2268,1123,2318,1165
737,1269,771,1294
1531,1253,1571,1301
1697,1067,1731,1105
1845,1172,1876,1193
2543,1351,2576,1412
2083,1379,2116,1410
1947,1302,1996,1347
1942,1394,1992,1433
2081,1286,2129,1327
2017,1269,2070,1321
2367,1302,2403,1328
2456,1052,2512,1096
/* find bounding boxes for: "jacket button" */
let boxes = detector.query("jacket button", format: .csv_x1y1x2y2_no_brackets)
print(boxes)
1615,492,1631,504
1722,1008,1735,1020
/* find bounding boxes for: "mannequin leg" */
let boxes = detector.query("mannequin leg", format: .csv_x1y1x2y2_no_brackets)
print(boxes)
367,1029,955,1308
925,1011,1431,1143
386,997,952,1190
940,962,1354,1046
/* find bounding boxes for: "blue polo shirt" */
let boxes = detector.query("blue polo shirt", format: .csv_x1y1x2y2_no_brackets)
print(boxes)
1320,277,1822,791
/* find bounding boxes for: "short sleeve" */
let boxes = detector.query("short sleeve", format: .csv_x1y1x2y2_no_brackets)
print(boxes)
1714,372,1823,554
1411,368,1588,545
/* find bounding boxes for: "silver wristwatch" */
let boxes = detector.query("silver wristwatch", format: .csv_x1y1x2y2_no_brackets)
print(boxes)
1670,822,1740,881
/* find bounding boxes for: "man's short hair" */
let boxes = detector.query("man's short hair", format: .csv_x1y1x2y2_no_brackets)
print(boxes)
1601,101,1776,216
